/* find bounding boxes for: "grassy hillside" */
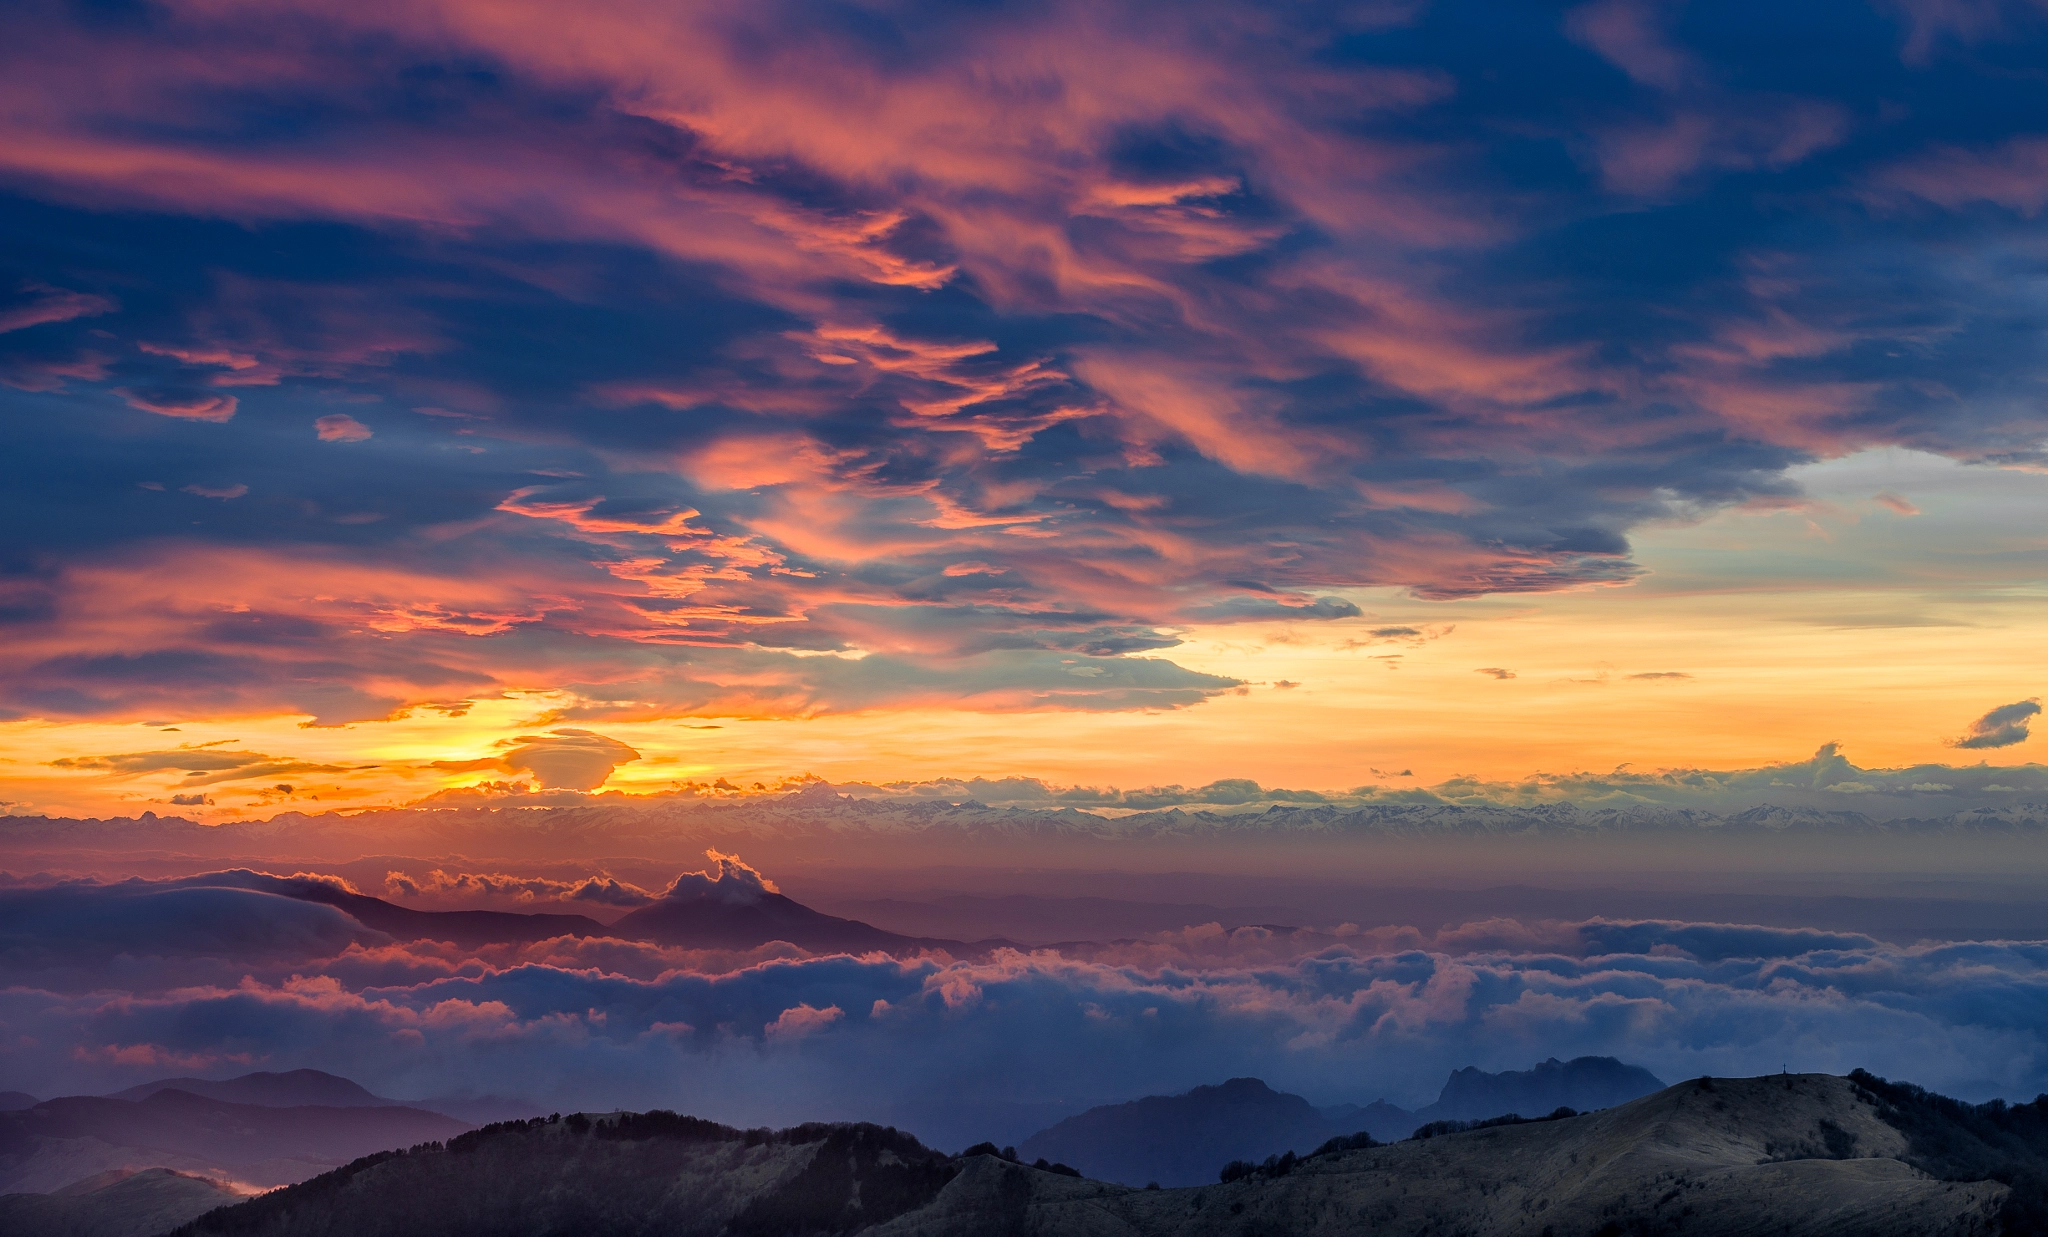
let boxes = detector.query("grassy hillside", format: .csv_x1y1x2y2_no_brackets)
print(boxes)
878,1074,2014,1237
0,1167,242,1237
171,1112,958,1237
168,1073,2048,1237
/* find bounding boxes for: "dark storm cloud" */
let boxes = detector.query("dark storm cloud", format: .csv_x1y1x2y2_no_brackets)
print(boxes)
1,0,2046,722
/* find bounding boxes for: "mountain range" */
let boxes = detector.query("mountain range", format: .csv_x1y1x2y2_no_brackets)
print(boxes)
108,1071,390,1110
1017,1057,1666,1184
1322,1055,1668,1142
0,1088,471,1194
147,1071,2047,1236
139,869,962,956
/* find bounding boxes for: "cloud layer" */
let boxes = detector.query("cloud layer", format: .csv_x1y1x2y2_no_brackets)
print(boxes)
2,0,2047,734
4,871,2046,1149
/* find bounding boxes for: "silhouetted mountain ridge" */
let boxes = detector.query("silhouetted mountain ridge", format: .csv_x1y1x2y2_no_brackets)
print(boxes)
140,868,974,956
0,1088,471,1193
1017,1077,1336,1187
161,1073,2048,1236
110,1070,390,1109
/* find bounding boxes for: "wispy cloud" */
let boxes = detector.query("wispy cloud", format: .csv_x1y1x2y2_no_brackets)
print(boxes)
0,0,2044,757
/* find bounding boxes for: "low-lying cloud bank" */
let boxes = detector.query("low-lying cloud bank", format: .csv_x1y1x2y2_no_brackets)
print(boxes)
846,744,2048,816
3,875,2045,1149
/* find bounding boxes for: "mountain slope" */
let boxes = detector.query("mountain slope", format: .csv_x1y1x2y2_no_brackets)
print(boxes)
606,858,957,954
164,1072,2040,1237
1016,1078,1336,1187
173,1112,959,1237
0,1167,243,1237
884,1073,2013,1237
109,1071,390,1109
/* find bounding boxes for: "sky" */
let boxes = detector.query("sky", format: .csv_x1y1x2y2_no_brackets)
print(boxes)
3,0,2048,819
10,0,2048,1131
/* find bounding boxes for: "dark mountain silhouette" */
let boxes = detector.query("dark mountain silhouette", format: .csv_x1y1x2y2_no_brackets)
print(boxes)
165,1073,2048,1236
0,1089,471,1192
0,1167,243,1237
109,1070,390,1109
174,1112,959,1237
1317,1098,1424,1143
606,857,954,953
157,865,964,956
1327,1055,1667,1140
1416,1055,1666,1124
168,872,610,947
1017,1077,1337,1187
0,1092,36,1112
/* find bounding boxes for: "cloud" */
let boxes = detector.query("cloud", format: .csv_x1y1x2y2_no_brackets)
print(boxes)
1475,668,1515,680
315,414,373,442
382,869,657,908
0,0,2047,741
6,875,2048,1148
118,390,238,422
0,881,382,982
180,483,248,500
663,851,781,900
1627,671,1691,681
502,730,640,791
828,742,2048,814
765,1003,845,1040
0,283,115,334
1874,491,1921,515
1951,699,2041,750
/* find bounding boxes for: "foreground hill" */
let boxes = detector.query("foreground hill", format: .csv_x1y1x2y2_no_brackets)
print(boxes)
171,1072,2047,1237
0,1167,243,1237
173,1114,958,1237
890,1073,2025,1236
0,1090,471,1193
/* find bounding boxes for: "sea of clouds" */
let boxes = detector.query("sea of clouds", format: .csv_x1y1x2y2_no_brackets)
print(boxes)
3,874,2045,1148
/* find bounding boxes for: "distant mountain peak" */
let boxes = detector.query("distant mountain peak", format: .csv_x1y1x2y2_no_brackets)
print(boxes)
787,780,846,805
1018,1076,1335,1187
1424,1055,1665,1124
110,1068,393,1109
609,852,934,953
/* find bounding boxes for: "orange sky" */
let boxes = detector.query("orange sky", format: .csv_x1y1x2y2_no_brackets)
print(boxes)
5,449,2040,820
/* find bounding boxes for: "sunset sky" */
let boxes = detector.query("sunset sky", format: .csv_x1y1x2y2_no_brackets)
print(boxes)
5,0,2047,819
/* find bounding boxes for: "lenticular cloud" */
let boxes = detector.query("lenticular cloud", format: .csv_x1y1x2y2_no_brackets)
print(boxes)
3,876,2044,1148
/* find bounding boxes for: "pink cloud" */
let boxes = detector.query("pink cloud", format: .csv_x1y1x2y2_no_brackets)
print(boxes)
315,413,373,441
1879,136,2048,216
118,389,238,421
0,282,115,333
